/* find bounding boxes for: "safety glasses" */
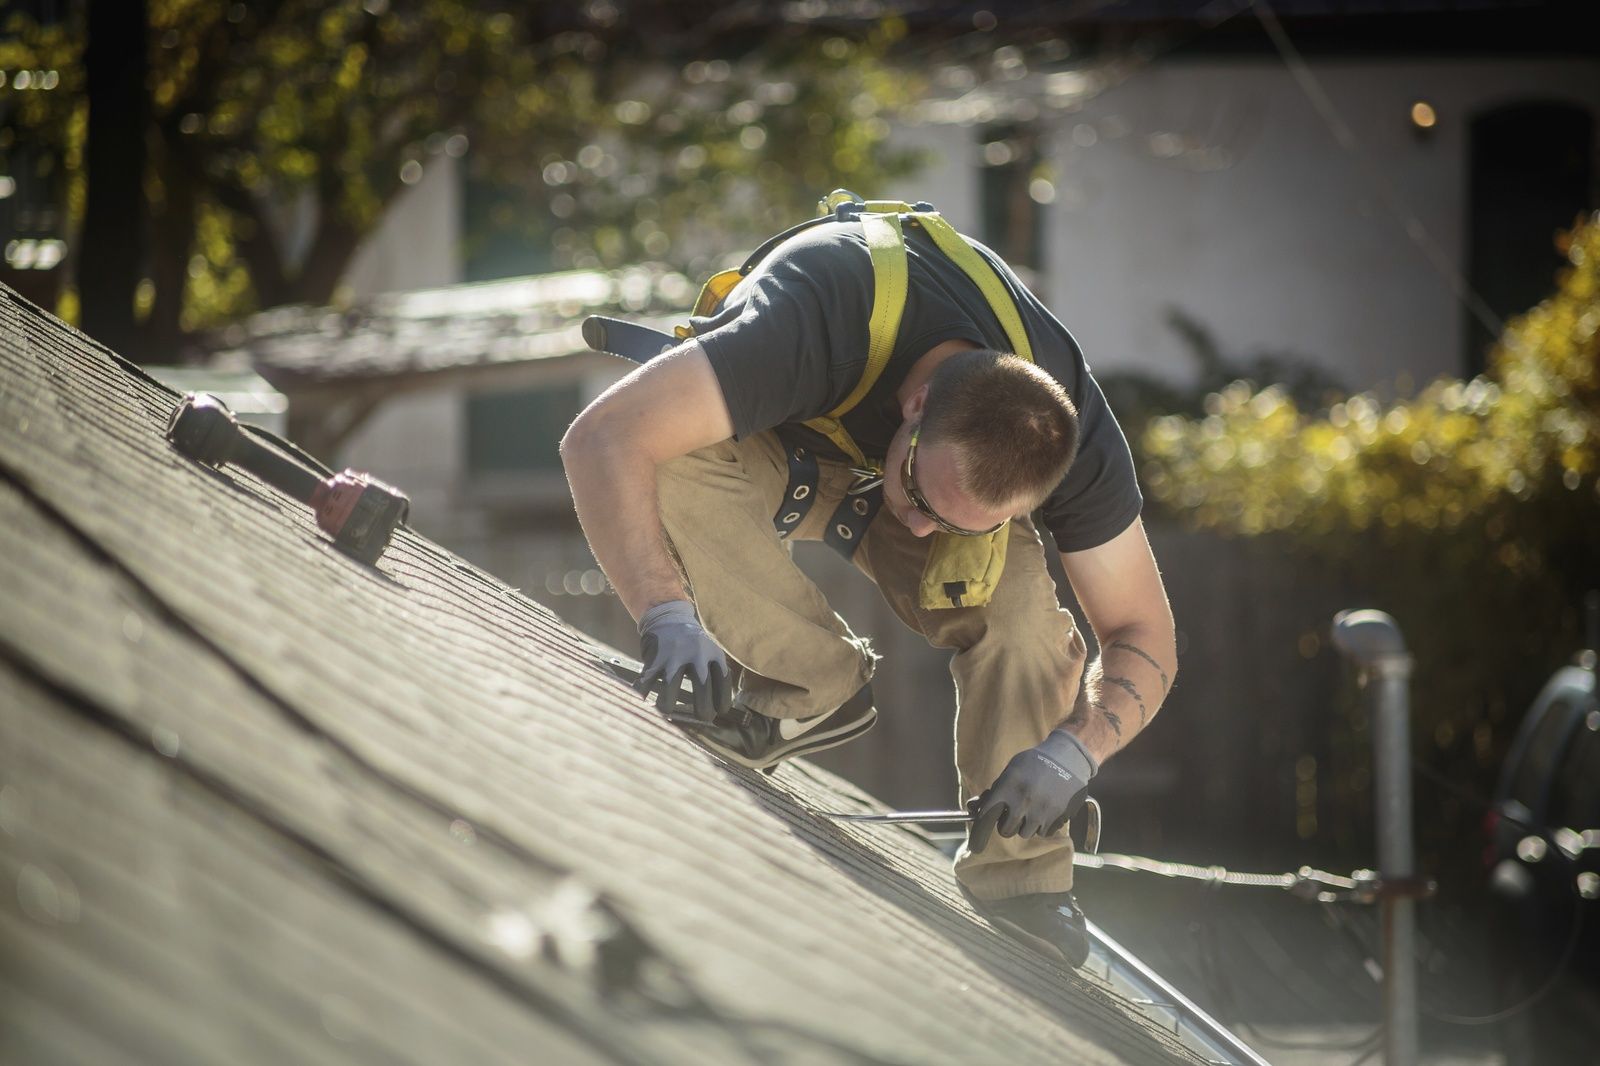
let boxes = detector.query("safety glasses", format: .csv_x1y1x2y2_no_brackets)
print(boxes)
900,424,1006,538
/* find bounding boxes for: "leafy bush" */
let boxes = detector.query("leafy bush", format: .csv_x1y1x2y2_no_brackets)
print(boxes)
1138,215,1600,871
1099,306,1348,432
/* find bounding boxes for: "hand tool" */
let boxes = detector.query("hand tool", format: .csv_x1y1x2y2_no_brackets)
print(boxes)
819,810,971,824
582,316,678,363
820,797,1102,855
165,392,410,565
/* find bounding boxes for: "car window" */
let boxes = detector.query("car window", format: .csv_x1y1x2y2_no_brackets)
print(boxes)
1509,689,1590,815
1549,702,1600,831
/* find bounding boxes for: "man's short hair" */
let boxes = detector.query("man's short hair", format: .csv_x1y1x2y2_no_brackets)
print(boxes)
920,349,1079,510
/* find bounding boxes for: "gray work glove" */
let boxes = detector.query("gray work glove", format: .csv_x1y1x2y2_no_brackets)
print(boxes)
636,600,732,723
968,729,1097,853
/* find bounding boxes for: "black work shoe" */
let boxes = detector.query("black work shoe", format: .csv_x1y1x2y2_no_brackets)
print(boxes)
682,683,876,770
969,890,1091,969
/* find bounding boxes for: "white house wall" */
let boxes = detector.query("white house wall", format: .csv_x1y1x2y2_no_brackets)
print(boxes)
343,156,463,299
1025,58,1595,393
333,156,466,542
339,388,466,540
886,120,983,234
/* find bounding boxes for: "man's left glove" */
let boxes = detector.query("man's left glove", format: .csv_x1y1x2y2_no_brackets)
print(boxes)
968,729,1097,853
635,600,733,723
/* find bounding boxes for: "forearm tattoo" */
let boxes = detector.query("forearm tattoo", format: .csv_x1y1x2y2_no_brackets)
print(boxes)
1067,661,1124,741
1105,674,1149,725
1108,639,1169,694
1098,702,1123,739
1065,660,1099,730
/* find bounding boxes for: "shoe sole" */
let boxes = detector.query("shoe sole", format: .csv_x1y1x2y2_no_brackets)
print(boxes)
982,913,1089,969
698,705,879,770
605,654,877,771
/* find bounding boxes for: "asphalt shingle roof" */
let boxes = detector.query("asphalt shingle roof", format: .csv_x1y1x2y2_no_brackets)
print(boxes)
0,281,1207,1065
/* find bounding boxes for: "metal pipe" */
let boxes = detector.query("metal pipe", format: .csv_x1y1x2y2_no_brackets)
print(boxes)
1332,609,1418,1066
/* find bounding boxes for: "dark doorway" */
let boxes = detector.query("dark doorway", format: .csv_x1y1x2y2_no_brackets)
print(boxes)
979,124,1045,276
1465,101,1594,375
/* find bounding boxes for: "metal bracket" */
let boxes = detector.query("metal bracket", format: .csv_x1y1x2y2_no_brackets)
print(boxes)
1350,873,1438,903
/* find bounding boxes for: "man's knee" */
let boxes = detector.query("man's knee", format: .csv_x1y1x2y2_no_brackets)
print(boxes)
961,602,1082,666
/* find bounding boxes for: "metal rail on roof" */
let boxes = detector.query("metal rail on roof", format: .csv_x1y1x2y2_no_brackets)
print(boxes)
914,826,1276,1063
1083,922,1273,1066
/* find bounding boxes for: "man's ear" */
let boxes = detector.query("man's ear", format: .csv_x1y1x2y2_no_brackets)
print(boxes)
901,383,929,422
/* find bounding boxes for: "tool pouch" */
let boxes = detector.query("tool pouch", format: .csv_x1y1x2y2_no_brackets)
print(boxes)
919,522,1010,609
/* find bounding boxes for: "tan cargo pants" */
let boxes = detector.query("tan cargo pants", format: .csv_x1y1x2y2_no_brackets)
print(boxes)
657,430,1089,900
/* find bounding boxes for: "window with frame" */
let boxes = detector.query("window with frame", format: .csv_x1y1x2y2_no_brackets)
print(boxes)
465,385,583,477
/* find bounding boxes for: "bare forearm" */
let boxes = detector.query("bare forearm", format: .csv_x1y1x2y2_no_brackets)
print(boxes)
1063,627,1176,765
560,432,686,622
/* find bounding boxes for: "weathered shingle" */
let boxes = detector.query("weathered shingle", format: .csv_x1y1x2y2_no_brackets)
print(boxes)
0,282,1207,1065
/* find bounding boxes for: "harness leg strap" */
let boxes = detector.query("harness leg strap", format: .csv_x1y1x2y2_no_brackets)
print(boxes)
772,445,820,539
822,472,885,560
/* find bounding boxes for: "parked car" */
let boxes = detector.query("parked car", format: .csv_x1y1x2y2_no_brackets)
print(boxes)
1483,594,1599,977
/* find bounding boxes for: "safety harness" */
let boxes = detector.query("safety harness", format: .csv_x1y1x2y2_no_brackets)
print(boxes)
582,189,1036,608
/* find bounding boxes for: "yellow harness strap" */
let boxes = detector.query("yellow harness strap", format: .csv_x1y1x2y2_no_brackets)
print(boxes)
905,211,1033,363
855,202,1036,611
803,210,907,469
679,191,1038,609
689,269,743,321
802,203,1035,468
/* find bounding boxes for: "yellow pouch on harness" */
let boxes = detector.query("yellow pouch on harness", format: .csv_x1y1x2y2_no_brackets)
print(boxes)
919,524,1010,609
691,269,744,319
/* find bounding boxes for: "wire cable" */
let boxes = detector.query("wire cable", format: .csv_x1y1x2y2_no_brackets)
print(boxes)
1343,1040,1382,1066
879,0,1254,136
1193,885,1385,1053
1075,744,1597,1038
236,418,337,479
1076,849,1371,899
1322,891,1587,1028
1248,0,1505,342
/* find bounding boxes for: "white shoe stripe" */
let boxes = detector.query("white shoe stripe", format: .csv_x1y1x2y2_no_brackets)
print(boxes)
776,710,829,740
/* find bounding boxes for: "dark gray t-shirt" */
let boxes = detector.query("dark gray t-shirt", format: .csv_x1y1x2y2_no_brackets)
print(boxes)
691,220,1142,553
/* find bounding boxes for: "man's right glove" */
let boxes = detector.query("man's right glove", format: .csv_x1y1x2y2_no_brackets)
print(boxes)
968,729,1097,853
635,600,732,723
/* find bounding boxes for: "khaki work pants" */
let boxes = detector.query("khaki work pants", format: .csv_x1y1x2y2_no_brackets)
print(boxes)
657,431,1089,899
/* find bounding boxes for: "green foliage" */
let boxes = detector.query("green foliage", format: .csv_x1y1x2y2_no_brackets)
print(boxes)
1,2,925,335
1142,218,1600,548
1139,216,1600,876
1098,306,1348,432
0,10,81,248
467,21,925,280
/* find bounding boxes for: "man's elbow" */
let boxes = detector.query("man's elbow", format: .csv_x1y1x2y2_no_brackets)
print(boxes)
561,401,651,483
1121,613,1178,686
1156,618,1179,691
559,401,607,465
558,417,585,464
1155,616,1178,677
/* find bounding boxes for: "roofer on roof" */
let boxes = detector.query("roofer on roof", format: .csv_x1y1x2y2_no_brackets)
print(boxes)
560,195,1176,969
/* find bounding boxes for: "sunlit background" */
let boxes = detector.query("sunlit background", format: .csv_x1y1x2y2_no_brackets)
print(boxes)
3,0,1597,1061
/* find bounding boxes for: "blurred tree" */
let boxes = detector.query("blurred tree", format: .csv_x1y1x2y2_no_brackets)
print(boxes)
0,1,923,362
1139,216,1600,875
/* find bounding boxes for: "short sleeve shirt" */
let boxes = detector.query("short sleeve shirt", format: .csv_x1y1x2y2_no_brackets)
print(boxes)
689,220,1142,553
